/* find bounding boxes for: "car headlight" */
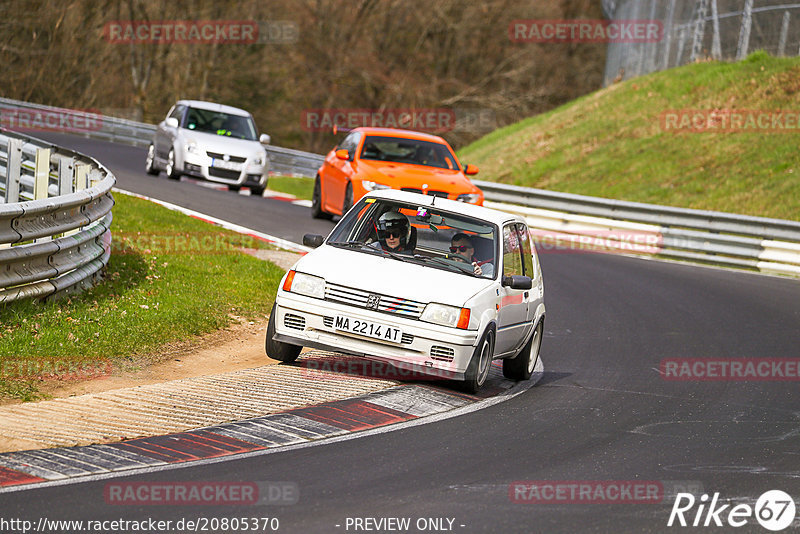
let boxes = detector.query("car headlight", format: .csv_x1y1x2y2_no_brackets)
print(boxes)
457,193,481,203
282,270,325,299
253,150,267,166
421,303,471,329
185,140,199,154
362,180,391,192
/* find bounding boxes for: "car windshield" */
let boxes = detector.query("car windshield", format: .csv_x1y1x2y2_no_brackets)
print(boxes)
184,107,258,140
359,135,459,170
327,197,497,278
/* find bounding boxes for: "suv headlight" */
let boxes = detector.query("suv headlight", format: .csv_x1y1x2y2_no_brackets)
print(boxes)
421,303,470,329
253,150,267,166
363,180,391,191
185,140,199,154
282,270,325,299
457,193,481,203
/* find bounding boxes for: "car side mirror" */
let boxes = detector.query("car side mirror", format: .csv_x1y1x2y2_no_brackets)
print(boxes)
259,133,271,145
335,149,350,160
502,275,532,290
303,234,324,248
165,117,179,128
464,164,479,175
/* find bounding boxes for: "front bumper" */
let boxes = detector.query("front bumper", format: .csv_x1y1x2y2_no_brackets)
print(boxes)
183,151,268,187
274,293,479,380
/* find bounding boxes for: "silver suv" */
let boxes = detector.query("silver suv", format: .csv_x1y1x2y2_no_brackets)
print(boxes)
146,100,271,196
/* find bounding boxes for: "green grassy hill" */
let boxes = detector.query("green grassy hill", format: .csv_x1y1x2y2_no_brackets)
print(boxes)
458,52,800,222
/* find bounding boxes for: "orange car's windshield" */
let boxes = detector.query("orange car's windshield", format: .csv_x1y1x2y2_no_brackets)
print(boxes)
359,136,458,170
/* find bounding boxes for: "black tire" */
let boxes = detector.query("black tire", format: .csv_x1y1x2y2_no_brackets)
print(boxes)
228,185,241,192
503,321,543,381
311,176,333,219
462,327,495,393
250,185,265,197
145,144,159,175
265,304,302,363
342,181,354,216
165,148,180,180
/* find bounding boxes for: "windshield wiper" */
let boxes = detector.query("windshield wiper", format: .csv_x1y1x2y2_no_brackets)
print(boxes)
329,240,369,249
416,256,477,275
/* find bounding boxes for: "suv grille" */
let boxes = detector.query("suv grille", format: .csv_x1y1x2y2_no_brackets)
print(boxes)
325,283,425,319
207,152,247,163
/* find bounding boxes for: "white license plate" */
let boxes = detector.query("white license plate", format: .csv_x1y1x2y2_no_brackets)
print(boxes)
333,315,402,344
211,158,242,171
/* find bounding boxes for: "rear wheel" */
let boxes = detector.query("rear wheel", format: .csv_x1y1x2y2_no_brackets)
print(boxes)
265,304,302,363
145,145,158,175
462,327,494,393
311,176,333,219
503,321,543,381
165,149,180,180
342,181,354,216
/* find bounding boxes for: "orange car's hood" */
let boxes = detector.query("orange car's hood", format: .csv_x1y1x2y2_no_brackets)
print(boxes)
355,160,476,191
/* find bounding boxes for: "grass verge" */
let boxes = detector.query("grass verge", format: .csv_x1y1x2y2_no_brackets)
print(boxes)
0,192,286,401
458,51,800,221
268,175,314,200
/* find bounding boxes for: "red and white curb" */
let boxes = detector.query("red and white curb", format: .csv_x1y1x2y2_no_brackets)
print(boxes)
0,378,533,491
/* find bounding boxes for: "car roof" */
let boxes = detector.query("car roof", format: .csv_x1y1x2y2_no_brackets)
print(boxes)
364,189,519,226
175,100,251,117
351,127,449,144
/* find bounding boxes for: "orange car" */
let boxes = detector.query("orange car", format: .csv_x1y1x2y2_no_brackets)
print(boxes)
311,127,483,219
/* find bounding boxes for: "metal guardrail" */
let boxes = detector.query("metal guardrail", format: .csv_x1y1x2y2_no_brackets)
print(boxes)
0,131,115,303
2,98,798,277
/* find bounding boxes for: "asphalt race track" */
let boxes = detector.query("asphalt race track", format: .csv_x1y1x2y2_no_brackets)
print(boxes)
2,133,799,533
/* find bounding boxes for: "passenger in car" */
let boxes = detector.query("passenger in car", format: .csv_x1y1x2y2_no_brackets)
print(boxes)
451,233,494,277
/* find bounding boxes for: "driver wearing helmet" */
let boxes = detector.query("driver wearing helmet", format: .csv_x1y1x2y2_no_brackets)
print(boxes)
372,211,413,254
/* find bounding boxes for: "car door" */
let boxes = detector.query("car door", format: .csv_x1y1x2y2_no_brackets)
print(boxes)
155,104,184,161
517,222,540,328
495,223,534,357
323,132,360,213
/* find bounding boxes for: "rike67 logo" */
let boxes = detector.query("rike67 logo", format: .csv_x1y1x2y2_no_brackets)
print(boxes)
668,490,796,531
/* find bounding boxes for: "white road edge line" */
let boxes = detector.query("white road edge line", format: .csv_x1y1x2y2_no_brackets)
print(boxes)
0,362,544,494
112,187,312,254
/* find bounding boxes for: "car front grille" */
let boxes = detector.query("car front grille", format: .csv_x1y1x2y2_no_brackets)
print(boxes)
207,152,247,163
324,283,425,319
323,315,414,344
209,168,242,179
284,314,306,330
430,346,455,362
427,190,449,198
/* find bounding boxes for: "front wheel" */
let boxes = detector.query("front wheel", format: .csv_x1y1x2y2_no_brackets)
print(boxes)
503,321,543,381
462,327,494,393
145,144,158,175
342,181,354,216
165,149,180,180
250,185,265,197
311,176,333,219
265,304,302,363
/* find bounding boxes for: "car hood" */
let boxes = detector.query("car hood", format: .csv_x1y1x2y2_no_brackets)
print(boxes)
355,160,477,192
291,244,493,307
181,129,263,156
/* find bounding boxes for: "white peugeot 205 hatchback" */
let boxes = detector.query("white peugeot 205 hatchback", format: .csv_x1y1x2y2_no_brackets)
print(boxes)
266,189,545,392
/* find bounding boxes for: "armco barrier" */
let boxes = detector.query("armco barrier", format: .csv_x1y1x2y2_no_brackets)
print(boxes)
2,98,798,277
0,131,114,303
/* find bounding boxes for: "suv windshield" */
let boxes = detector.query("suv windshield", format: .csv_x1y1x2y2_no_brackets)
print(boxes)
359,136,459,170
328,197,497,278
184,107,258,140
